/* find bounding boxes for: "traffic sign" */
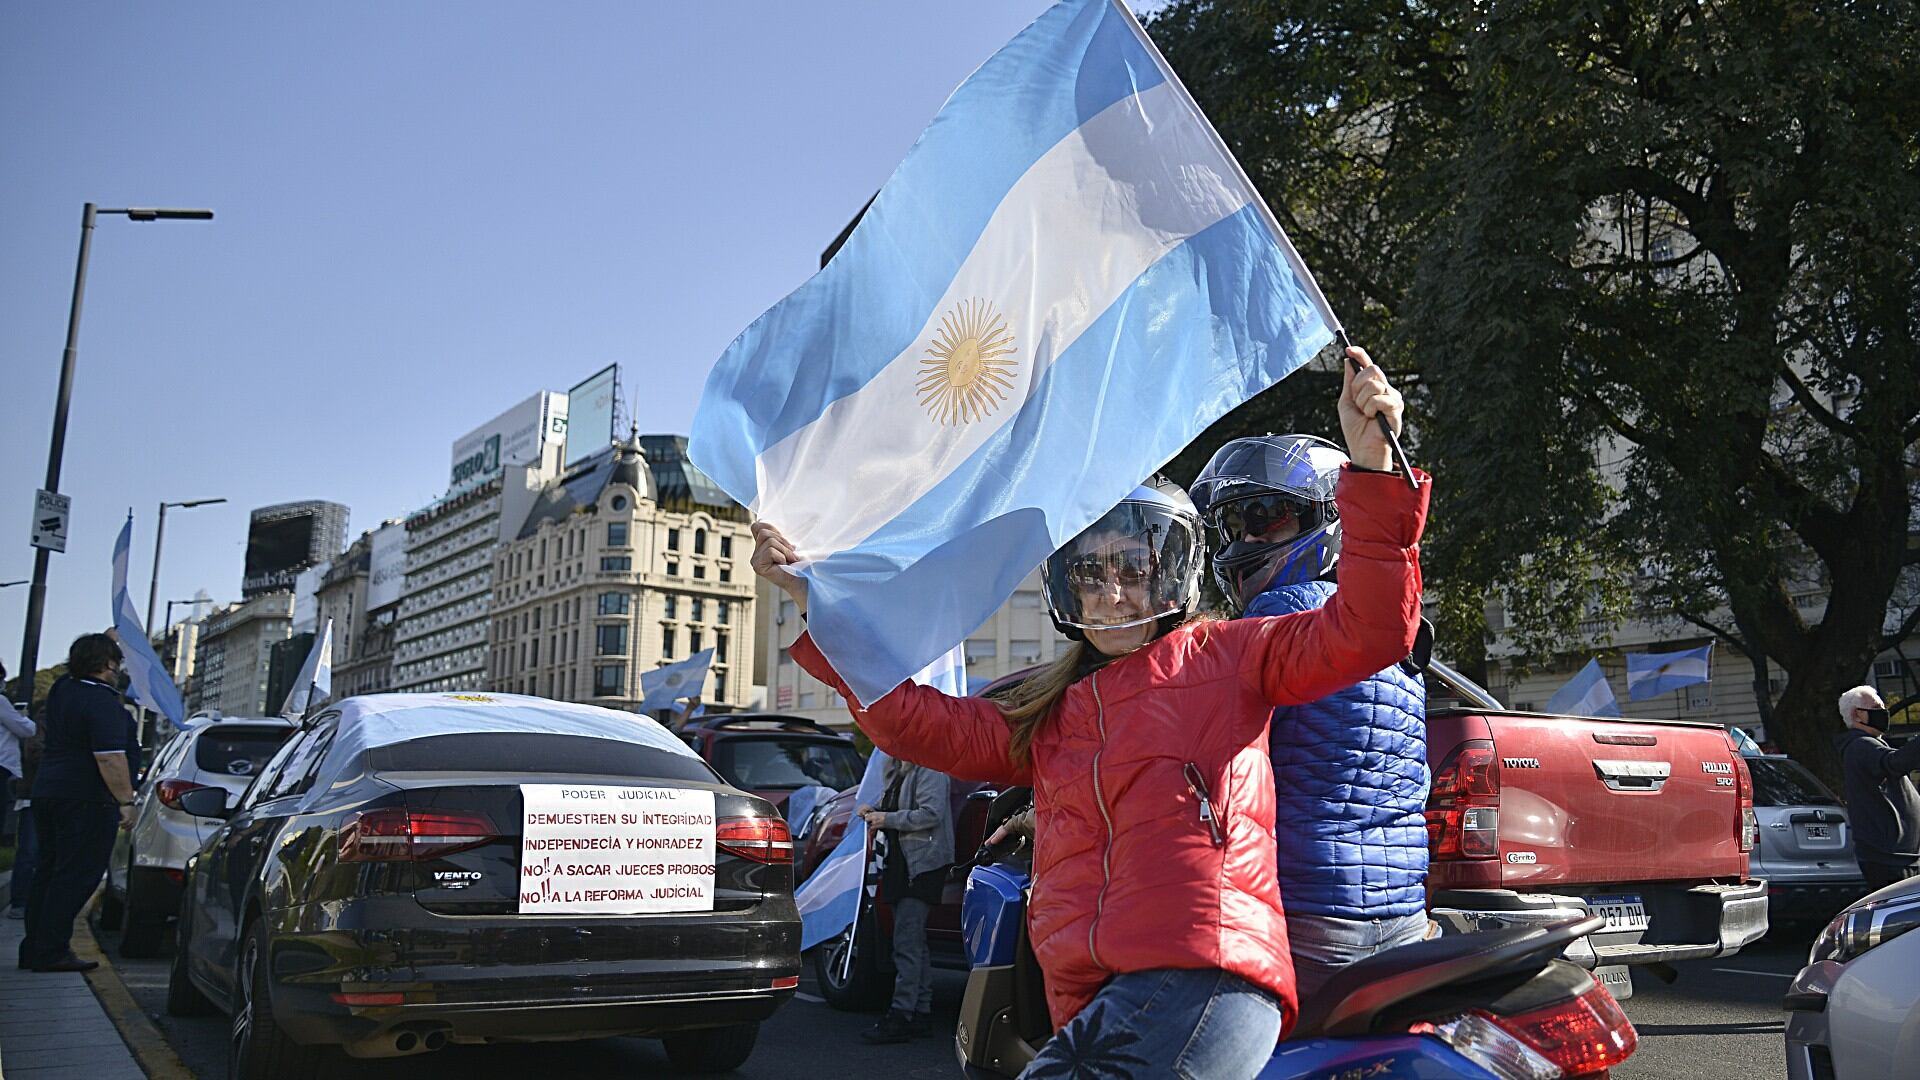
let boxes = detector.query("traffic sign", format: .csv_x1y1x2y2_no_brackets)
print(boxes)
30,489,70,553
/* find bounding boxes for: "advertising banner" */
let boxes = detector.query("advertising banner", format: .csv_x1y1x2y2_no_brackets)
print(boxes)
367,522,407,610
518,784,716,914
449,390,569,493
564,365,619,468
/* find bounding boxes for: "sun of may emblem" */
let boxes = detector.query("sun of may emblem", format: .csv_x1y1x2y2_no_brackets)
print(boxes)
918,298,1017,425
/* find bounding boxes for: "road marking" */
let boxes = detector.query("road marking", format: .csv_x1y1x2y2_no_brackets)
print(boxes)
795,991,826,1003
1715,967,1793,979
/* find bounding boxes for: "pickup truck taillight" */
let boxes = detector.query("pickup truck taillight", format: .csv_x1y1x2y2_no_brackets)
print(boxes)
1427,739,1500,860
1732,752,1757,853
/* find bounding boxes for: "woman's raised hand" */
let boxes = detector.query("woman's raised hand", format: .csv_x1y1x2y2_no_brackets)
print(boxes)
1337,346,1404,473
750,521,809,614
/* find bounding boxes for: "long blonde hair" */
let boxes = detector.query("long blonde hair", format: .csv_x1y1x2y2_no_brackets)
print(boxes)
997,613,1218,766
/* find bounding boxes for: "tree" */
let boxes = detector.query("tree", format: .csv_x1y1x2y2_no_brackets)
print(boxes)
1149,0,1920,782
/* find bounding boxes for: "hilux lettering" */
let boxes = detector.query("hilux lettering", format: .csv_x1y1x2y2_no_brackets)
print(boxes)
1701,762,1733,775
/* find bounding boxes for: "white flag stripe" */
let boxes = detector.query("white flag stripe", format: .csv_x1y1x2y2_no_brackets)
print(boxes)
752,78,1251,560
1627,656,1710,688
795,844,866,916
1571,680,1614,716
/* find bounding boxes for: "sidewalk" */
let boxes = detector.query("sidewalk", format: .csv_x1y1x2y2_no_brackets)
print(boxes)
0,871,149,1079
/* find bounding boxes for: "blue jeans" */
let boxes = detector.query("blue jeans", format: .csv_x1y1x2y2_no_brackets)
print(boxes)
1019,969,1281,1080
1287,910,1431,998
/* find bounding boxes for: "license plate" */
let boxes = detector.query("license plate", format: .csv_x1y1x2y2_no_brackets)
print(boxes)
1584,894,1650,932
1803,824,1831,840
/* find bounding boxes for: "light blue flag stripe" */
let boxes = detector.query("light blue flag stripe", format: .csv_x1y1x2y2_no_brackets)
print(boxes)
111,514,186,729
806,205,1327,696
638,648,715,713
1544,658,1621,718
697,0,1164,495
1626,643,1712,701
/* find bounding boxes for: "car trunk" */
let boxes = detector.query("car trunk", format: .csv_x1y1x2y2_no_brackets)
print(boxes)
1747,757,1850,865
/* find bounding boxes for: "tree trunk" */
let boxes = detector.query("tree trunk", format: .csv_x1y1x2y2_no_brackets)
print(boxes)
1767,651,1874,791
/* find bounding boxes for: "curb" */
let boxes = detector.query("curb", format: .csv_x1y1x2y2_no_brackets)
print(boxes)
75,897,199,1080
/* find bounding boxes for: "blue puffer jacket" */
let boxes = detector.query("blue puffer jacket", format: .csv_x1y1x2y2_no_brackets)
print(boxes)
1249,578,1430,919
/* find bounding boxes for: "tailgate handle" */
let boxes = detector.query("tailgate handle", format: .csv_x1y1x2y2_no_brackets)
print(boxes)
1592,759,1671,791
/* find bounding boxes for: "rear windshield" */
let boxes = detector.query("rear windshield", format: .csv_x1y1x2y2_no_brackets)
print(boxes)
713,736,862,791
194,727,294,779
368,732,718,785
1747,758,1840,808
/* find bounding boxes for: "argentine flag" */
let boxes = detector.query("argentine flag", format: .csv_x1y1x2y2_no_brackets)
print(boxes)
280,618,334,718
796,645,966,950
110,514,187,730
637,648,715,714
1544,659,1621,718
690,0,1338,704
1626,643,1713,701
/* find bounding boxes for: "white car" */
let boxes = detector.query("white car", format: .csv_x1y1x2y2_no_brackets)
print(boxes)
101,716,296,956
1784,872,1920,1078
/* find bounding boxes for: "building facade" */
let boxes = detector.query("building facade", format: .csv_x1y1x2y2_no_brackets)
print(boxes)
189,592,294,717
489,437,756,713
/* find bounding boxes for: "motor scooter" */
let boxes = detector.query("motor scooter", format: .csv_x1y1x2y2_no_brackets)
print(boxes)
955,793,1638,1080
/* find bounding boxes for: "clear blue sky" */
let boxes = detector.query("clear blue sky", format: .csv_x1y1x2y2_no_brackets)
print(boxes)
0,1,1122,671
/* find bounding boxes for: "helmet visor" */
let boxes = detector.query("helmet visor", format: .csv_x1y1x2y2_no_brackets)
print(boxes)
1044,504,1199,630
1202,492,1321,546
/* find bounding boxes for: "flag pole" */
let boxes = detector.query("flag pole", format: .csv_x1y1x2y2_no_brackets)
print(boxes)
838,823,875,984
1108,0,1418,490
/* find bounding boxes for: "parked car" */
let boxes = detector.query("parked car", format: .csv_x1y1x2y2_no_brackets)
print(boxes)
676,713,864,809
1423,658,1768,1000
167,692,800,1079
99,715,298,957
1785,873,1920,1079
1742,752,1869,928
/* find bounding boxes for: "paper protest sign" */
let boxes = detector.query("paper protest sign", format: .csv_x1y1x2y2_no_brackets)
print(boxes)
518,784,716,914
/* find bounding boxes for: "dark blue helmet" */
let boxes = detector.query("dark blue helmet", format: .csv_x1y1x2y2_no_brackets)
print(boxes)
1189,435,1347,612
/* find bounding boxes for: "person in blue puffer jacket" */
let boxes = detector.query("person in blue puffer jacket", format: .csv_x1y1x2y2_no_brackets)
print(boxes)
1190,434,1432,996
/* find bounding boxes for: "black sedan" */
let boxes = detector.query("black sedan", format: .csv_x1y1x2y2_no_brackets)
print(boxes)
168,693,800,1080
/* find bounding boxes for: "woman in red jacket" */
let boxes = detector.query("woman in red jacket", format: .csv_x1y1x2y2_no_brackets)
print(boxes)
754,349,1427,1080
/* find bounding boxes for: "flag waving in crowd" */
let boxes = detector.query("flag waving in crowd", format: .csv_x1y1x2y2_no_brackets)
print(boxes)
638,648,715,714
690,0,1339,705
1626,643,1713,701
110,513,186,730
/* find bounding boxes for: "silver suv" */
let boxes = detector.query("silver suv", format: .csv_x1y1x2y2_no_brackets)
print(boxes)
100,716,296,956
1744,752,1869,930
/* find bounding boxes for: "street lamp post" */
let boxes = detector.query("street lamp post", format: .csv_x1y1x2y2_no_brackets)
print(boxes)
15,204,212,708
145,498,225,634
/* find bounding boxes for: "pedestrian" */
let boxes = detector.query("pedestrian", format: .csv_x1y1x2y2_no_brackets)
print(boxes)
0,660,38,845
7,714,42,920
1834,685,1920,892
753,349,1424,1078
1188,434,1432,998
855,755,953,1043
18,633,139,973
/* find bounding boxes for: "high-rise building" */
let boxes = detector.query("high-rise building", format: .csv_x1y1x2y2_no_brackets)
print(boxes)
242,501,348,598
392,392,567,693
489,436,755,714
189,592,295,717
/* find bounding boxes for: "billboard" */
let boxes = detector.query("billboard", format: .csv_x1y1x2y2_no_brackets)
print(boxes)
243,501,348,597
367,522,407,610
564,364,620,468
449,391,569,493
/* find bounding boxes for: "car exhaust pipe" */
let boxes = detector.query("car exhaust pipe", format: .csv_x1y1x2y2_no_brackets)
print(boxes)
342,1024,452,1059
423,1029,448,1052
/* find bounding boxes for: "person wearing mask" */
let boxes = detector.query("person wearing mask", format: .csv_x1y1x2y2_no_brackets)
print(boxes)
18,634,139,973
1189,434,1431,997
0,661,37,845
1835,685,1920,892
753,350,1425,1077
854,754,953,1043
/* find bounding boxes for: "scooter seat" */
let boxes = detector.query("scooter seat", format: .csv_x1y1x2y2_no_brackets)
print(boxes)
1289,914,1604,1039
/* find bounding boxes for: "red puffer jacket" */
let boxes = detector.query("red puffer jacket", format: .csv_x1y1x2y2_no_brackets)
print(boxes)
791,467,1428,1033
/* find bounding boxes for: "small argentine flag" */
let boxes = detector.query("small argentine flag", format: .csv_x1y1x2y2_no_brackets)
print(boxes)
1544,659,1621,718
638,648,716,714
110,513,187,730
795,645,966,950
690,0,1338,705
1626,643,1713,702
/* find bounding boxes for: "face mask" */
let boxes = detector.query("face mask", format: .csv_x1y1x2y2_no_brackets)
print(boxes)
1863,708,1890,732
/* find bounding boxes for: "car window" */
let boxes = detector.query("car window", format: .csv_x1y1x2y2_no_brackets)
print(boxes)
260,717,339,804
1747,758,1841,808
714,737,863,791
193,727,294,780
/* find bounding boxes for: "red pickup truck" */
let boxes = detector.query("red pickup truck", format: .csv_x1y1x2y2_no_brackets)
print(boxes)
1422,659,1768,999
800,657,1769,1006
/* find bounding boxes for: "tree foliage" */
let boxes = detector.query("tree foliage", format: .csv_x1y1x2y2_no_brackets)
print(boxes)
1149,0,1920,780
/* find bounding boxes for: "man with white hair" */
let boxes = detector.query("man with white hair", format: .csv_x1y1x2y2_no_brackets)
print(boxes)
1835,685,1920,891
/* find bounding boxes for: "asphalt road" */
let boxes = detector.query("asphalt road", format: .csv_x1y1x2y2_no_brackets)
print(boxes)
94,918,1805,1079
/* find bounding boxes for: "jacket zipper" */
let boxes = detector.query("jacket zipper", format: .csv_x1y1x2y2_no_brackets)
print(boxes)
1087,672,1115,972
1184,762,1225,846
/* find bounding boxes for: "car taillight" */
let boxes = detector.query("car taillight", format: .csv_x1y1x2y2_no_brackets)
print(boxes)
1428,979,1637,1079
1427,740,1500,860
1733,754,1756,853
155,779,210,810
717,817,792,864
339,808,497,862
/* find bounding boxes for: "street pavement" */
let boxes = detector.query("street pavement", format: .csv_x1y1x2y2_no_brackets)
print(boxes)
91,914,1808,1080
